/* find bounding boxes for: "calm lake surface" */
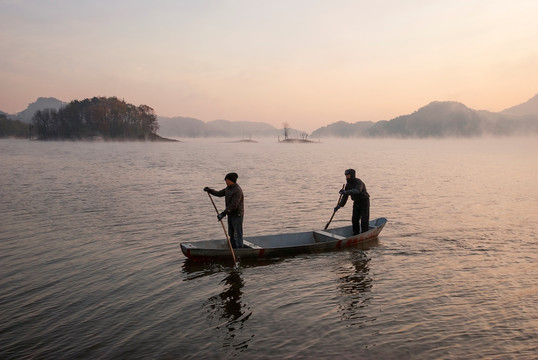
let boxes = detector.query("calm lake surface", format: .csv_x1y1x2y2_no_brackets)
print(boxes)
1,137,537,359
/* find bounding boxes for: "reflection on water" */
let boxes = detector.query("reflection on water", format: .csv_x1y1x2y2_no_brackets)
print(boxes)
336,251,374,327
181,260,229,281
2,138,536,359
181,258,286,279
181,261,254,354
203,270,253,354
180,261,255,355
181,259,295,355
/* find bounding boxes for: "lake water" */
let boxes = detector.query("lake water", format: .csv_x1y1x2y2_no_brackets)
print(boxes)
1,137,537,359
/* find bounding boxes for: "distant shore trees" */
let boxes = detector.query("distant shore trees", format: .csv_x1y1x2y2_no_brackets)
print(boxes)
32,97,161,140
0,114,30,138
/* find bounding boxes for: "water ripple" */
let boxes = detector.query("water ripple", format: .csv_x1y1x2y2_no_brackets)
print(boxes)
1,138,537,359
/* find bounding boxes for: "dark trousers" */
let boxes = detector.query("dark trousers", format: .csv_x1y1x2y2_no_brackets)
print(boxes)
352,199,370,235
227,215,243,248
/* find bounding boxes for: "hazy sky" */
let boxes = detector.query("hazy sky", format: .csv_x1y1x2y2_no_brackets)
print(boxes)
1,0,537,132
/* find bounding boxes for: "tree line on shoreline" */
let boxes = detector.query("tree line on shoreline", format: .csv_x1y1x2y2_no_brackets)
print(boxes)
30,97,161,140
3,94,538,139
0,114,30,138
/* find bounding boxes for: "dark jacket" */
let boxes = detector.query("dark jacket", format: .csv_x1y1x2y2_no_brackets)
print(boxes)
207,183,244,216
339,177,369,207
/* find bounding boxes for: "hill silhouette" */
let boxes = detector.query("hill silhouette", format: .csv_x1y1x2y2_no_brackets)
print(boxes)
12,97,67,123
310,121,375,138
366,101,484,137
312,95,538,138
501,94,538,116
157,116,292,138
3,93,538,139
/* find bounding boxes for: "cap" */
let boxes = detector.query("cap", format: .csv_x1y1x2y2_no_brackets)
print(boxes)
225,172,238,183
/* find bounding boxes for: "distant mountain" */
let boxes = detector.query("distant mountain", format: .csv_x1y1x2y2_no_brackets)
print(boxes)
6,98,289,138
367,101,486,137
206,119,281,137
157,116,206,137
157,116,285,138
11,97,67,123
311,95,538,138
311,121,375,138
501,94,538,116
8,94,538,138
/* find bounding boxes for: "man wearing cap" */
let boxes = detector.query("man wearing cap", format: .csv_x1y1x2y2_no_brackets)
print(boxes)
334,169,370,235
204,173,245,248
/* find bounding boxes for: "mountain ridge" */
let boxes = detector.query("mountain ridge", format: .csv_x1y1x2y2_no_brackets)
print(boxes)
8,97,67,123
312,96,538,138
501,94,538,116
2,94,537,138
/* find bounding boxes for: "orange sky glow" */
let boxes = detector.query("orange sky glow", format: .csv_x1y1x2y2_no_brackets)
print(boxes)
1,1,537,132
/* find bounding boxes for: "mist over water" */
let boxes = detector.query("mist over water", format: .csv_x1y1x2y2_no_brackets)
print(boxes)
1,137,537,359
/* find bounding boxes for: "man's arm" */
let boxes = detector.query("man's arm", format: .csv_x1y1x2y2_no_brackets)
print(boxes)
204,187,226,197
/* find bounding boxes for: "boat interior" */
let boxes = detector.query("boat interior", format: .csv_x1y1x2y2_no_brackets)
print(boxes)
184,218,386,250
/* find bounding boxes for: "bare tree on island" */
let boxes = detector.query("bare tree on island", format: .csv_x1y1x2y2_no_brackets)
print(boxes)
283,122,290,140
279,122,314,143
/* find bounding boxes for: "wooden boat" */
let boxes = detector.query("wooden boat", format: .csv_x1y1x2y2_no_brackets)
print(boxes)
181,217,387,261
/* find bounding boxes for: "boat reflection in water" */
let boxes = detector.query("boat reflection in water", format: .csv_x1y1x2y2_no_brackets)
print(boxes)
203,269,253,354
180,242,379,355
182,262,256,353
335,250,375,327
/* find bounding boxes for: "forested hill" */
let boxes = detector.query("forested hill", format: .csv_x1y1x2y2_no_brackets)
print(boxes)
4,93,538,139
32,97,171,141
311,96,538,138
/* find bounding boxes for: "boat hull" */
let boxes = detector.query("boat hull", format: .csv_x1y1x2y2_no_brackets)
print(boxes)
180,217,387,261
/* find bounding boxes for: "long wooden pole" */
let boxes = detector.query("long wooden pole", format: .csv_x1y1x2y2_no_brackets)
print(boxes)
324,184,346,230
207,192,237,266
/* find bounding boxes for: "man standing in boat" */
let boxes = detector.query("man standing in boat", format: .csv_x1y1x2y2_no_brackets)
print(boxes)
204,172,244,248
334,169,370,235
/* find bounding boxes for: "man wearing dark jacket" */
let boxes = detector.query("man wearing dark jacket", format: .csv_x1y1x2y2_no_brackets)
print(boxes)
334,169,370,235
204,172,244,248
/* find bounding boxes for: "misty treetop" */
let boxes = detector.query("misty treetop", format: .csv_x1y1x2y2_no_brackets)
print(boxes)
32,97,160,140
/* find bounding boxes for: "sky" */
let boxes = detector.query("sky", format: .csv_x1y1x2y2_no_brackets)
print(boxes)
1,0,537,132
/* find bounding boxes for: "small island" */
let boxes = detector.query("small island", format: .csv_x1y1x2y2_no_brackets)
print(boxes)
30,96,177,141
229,139,258,143
278,138,316,143
278,122,317,143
